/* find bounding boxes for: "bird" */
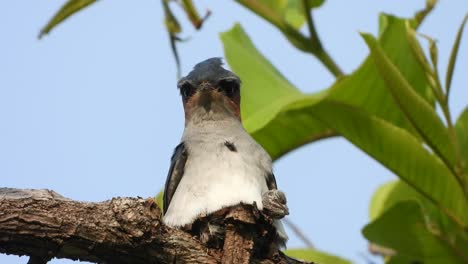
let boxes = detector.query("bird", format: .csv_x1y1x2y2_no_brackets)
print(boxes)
162,57,288,245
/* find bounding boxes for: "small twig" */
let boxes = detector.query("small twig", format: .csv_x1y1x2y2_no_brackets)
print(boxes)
283,218,315,249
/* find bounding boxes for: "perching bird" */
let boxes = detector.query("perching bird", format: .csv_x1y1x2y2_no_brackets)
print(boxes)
163,58,288,245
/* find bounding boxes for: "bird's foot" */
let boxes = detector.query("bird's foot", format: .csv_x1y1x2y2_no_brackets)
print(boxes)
262,190,289,219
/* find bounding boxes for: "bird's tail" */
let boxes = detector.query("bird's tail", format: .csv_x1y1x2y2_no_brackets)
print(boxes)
274,219,288,248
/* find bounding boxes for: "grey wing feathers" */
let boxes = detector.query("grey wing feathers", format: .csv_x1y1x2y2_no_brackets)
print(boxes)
266,172,278,190
163,142,188,214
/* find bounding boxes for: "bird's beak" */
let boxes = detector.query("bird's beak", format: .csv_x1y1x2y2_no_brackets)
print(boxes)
196,87,221,112
183,86,240,123
198,81,214,91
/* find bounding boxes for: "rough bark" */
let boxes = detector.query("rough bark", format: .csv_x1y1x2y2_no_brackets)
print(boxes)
0,188,311,264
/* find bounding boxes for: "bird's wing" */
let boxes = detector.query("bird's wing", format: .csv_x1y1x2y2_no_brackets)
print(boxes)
163,142,188,215
266,172,278,190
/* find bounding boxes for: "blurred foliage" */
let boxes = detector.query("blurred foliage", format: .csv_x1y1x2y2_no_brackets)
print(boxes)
155,190,164,213
40,0,468,263
285,248,352,264
38,0,97,38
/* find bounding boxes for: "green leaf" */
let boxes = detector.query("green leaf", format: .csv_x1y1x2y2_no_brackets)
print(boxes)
308,100,468,226
284,0,325,29
410,0,437,29
369,180,468,262
455,107,468,178
369,181,400,221
220,24,302,117
163,1,182,34
257,0,299,29
307,0,325,8
378,15,389,37
220,24,333,159
250,95,334,159
220,15,433,159
428,36,439,72
362,33,457,170
387,255,421,264
39,0,97,38
405,22,436,84
284,248,351,264
155,190,164,212
446,14,468,98
369,181,428,222
363,201,464,263
328,15,434,132
257,0,325,30
220,24,302,125
180,0,204,29
284,1,307,29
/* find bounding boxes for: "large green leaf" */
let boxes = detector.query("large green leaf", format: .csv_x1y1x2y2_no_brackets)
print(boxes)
369,181,401,221
369,180,468,262
220,24,302,132
307,100,468,225
39,0,98,38
386,255,417,264
369,181,428,222
220,15,433,160
363,201,464,263
285,248,351,264
220,24,334,159
221,19,468,225
250,95,334,160
455,107,468,181
327,15,434,132
362,33,457,170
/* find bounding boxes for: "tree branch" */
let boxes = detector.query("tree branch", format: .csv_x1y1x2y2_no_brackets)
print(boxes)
0,188,311,264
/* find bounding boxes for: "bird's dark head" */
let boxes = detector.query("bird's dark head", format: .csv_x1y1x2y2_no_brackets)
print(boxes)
178,58,242,121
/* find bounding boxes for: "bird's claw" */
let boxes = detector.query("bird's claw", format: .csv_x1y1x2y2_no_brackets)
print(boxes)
262,190,289,219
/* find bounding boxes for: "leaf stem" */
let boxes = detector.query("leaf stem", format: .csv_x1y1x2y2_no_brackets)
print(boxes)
412,0,437,29
440,100,467,196
302,0,322,51
420,32,467,196
302,0,344,77
440,14,468,197
433,66,467,196
431,50,466,196
235,0,343,78
315,49,344,78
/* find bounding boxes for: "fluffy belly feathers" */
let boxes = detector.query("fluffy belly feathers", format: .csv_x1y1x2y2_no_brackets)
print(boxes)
163,141,269,227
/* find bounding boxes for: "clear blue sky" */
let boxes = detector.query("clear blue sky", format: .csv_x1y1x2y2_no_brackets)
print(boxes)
1,1,467,263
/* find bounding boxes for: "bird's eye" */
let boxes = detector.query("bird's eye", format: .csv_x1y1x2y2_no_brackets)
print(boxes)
179,82,195,99
219,79,239,98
